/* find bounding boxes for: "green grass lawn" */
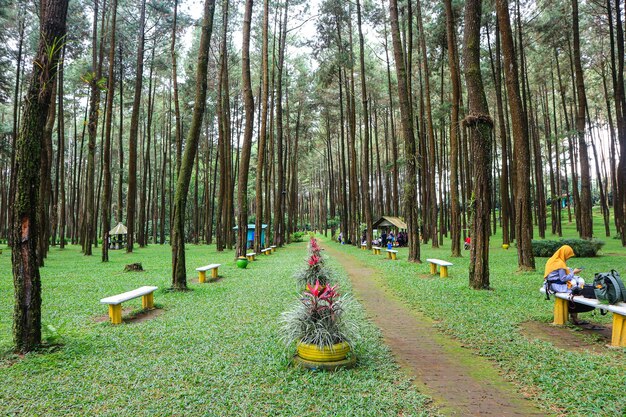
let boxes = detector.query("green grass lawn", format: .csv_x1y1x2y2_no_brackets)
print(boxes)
0,242,435,416
324,209,626,417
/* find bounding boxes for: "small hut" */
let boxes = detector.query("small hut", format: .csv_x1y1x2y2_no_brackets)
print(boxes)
233,224,267,249
108,222,127,250
372,216,408,246
372,216,407,231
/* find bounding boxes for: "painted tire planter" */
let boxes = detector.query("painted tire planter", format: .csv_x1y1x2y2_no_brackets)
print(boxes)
297,341,350,362
236,257,249,269
502,244,510,250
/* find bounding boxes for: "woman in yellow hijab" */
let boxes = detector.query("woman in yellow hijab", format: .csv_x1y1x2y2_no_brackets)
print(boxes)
544,245,586,323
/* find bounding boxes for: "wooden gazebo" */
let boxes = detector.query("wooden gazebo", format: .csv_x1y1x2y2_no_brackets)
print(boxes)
108,222,127,250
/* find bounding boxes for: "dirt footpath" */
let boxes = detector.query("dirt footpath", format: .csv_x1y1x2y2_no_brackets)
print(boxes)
323,244,549,417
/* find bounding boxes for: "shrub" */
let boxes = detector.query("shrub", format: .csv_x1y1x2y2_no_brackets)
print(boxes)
531,238,605,257
290,231,305,242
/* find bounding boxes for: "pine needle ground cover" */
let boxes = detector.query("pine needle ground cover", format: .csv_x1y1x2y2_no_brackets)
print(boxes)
328,212,626,417
0,243,434,417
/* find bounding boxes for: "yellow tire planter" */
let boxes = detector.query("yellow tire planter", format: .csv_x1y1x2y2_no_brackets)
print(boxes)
294,342,356,371
297,341,350,362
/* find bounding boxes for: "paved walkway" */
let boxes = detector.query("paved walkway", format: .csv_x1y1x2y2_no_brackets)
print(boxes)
323,243,549,417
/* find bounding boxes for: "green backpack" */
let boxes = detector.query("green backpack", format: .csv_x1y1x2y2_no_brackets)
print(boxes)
593,270,626,305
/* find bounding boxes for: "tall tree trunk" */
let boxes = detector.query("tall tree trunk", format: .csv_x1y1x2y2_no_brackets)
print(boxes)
8,18,25,247
85,0,103,256
274,0,288,247
126,0,146,253
444,0,461,257
12,0,68,354
58,47,66,249
138,44,156,247
611,0,626,245
571,0,593,239
117,45,124,224
102,0,117,261
38,80,56,264
356,0,373,249
415,0,438,248
495,0,534,270
465,0,492,289
171,0,183,175
389,0,420,262
237,0,255,257
254,0,269,253
171,0,216,289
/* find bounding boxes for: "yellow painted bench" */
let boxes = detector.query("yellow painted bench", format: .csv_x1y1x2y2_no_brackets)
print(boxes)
361,244,367,250
196,263,221,283
100,286,158,325
262,248,272,256
246,252,256,261
386,249,398,260
372,246,382,255
426,258,453,278
540,287,626,347
270,245,277,253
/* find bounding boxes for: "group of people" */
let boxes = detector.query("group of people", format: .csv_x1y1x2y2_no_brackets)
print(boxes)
369,231,407,248
337,230,409,248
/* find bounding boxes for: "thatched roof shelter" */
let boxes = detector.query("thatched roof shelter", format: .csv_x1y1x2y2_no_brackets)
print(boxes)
372,216,407,230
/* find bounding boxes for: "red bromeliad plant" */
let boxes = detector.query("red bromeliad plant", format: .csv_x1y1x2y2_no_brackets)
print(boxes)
295,239,332,288
308,238,322,257
281,280,357,349
308,254,321,267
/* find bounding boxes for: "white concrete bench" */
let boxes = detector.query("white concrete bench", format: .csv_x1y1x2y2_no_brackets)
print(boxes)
386,249,398,260
246,252,256,261
540,287,626,347
426,258,453,278
372,246,382,255
100,286,158,324
262,248,272,255
196,263,221,283
361,244,367,250
270,245,277,253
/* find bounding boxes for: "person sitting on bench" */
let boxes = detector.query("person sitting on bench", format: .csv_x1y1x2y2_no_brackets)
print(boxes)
544,245,587,325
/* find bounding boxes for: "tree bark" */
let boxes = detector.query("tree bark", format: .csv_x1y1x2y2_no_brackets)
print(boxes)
571,0,593,239
444,0,461,257
12,0,68,353
495,0,535,270
254,0,269,253
389,0,420,262
102,0,117,261
171,0,216,289
464,0,492,289
356,0,373,249
237,0,255,257
125,0,146,253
